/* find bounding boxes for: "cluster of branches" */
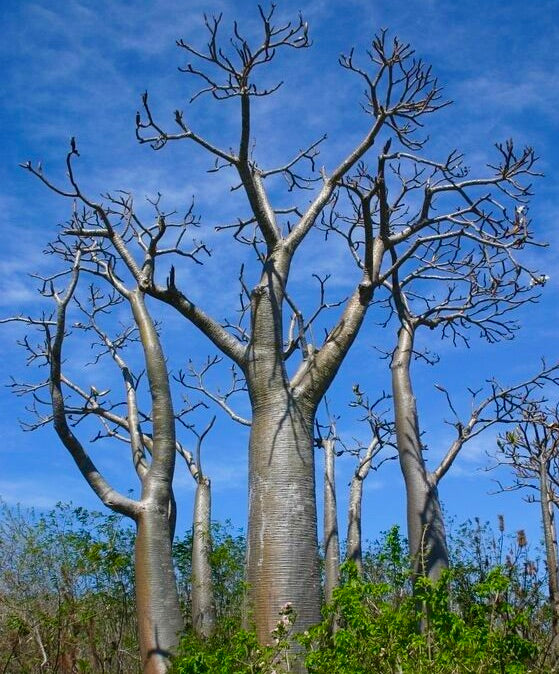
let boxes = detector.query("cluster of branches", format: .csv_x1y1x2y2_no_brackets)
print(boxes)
2,5,555,672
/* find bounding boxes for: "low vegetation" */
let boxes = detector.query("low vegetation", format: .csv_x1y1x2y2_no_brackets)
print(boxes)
0,502,555,673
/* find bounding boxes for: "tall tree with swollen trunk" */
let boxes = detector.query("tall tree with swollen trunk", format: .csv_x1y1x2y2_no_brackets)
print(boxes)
134,12,453,646
8,6,550,668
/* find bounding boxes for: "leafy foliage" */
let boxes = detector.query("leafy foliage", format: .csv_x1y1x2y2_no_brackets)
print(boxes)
171,604,296,674
0,507,555,673
0,501,137,674
171,526,553,674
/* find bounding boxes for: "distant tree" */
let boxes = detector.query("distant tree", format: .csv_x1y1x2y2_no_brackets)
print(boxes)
384,222,556,583
186,417,217,639
173,520,246,629
393,350,557,585
344,389,396,574
492,402,559,658
315,414,341,605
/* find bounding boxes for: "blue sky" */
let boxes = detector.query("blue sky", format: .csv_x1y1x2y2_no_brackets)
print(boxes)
1,0,558,556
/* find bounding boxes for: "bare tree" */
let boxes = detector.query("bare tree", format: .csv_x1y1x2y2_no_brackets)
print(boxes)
392,337,558,584
345,388,396,574
491,402,559,659
11,5,547,659
335,143,550,585
3,254,184,673
5,280,222,656
315,413,341,605
386,225,551,582
134,10,537,642
316,391,394,592
185,416,217,639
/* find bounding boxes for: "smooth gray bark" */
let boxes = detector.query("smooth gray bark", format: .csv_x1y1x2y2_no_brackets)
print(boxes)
49,281,183,674
243,252,323,648
135,505,183,673
346,477,365,574
246,391,321,642
391,322,449,582
191,478,216,638
124,292,184,673
346,441,376,574
540,460,559,656
242,247,374,653
323,438,340,603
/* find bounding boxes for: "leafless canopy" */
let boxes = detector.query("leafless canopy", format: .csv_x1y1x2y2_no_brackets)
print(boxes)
4,5,552,660
490,401,559,502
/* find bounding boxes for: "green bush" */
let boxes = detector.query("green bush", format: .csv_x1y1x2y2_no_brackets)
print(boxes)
1,507,552,674
171,562,546,673
171,605,297,674
0,501,137,674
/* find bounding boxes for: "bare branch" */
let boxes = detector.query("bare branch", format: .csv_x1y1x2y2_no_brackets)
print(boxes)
175,356,251,427
433,363,559,483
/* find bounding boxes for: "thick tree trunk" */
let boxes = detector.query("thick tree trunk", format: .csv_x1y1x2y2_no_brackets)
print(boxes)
323,438,340,603
135,503,183,674
391,323,449,583
540,461,559,656
191,478,216,638
246,393,321,648
244,265,321,660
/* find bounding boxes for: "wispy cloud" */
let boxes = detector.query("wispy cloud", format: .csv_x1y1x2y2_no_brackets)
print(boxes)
2,0,557,542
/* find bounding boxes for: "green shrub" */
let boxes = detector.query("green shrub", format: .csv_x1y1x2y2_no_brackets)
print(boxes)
171,562,546,674
171,604,297,674
301,563,541,673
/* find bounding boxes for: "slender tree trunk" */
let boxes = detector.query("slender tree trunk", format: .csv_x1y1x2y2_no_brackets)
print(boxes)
130,292,184,672
135,503,183,674
323,438,340,603
346,476,365,573
391,323,449,583
346,442,376,574
540,461,559,656
49,282,185,674
191,477,216,638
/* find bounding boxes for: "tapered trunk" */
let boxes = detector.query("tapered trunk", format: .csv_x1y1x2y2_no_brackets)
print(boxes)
391,323,449,583
135,504,183,674
540,461,559,655
244,263,321,660
347,476,365,574
346,444,376,574
323,439,340,603
191,478,216,638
